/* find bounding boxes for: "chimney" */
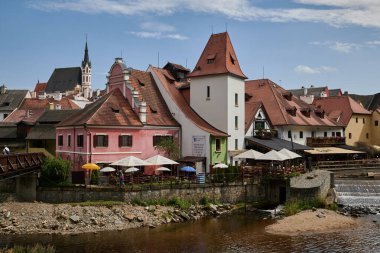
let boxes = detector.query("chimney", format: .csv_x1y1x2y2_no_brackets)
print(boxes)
25,110,32,118
0,85,8,94
131,90,139,109
139,101,147,124
115,57,123,64
49,102,54,110
303,87,308,96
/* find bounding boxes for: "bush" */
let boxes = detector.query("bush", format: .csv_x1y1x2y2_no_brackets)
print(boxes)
167,197,193,209
40,157,71,186
90,170,99,185
283,198,326,216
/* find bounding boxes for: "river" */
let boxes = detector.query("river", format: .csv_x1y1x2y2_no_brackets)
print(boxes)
1,212,380,253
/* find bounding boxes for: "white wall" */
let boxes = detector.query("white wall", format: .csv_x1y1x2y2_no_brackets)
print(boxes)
149,67,212,171
276,125,344,145
245,107,271,137
190,74,245,152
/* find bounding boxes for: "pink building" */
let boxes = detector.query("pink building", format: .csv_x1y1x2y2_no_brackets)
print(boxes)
56,58,180,173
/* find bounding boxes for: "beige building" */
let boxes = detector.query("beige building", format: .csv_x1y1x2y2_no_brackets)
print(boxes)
313,96,372,146
371,109,380,146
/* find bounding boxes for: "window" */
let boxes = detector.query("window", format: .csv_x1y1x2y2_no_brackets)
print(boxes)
58,135,63,146
332,132,335,137
356,117,358,123
366,133,369,139
288,131,291,139
215,138,221,152
235,93,238,106
230,54,235,65
349,133,352,139
235,116,238,129
94,135,108,147
207,86,210,99
363,118,365,124
375,120,379,126
299,131,303,139
77,135,84,147
336,132,341,137
254,121,265,130
207,59,215,64
67,135,71,147
324,132,328,137
119,135,133,147
3,114,8,119
153,135,173,146
235,139,238,150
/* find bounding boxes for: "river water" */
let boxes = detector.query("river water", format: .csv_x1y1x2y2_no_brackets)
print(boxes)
1,212,380,253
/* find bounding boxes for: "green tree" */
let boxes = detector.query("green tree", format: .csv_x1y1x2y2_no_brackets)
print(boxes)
155,138,180,160
40,157,71,186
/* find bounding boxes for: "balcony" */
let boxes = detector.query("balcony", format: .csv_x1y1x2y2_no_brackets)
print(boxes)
253,129,278,139
306,137,346,147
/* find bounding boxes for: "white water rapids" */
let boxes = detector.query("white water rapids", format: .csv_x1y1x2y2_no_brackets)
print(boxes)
335,179,380,206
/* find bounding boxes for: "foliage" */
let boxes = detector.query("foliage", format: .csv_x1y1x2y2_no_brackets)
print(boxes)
68,201,124,207
1,244,55,253
154,138,180,160
131,197,194,210
199,197,218,205
167,197,193,209
40,157,71,186
90,170,99,185
283,198,326,216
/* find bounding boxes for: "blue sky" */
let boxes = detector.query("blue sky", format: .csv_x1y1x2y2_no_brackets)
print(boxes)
1,0,380,94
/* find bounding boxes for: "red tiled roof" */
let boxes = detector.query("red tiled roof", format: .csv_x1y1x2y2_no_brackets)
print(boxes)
313,96,372,126
151,66,228,137
245,101,267,132
129,69,179,127
34,82,47,93
19,97,81,110
57,88,143,127
188,32,247,79
4,109,45,124
245,79,342,127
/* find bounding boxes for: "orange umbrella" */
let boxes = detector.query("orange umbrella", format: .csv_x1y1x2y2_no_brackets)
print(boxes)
82,163,100,170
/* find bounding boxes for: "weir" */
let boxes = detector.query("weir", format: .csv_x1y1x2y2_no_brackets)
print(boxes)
335,179,380,206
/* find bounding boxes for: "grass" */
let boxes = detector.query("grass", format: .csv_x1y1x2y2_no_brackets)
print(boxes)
68,201,125,207
1,244,55,253
283,198,326,216
131,197,203,210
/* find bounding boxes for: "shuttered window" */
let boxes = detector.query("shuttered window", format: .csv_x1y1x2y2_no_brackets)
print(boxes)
94,135,108,147
77,135,84,147
58,135,63,147
119,135,133,147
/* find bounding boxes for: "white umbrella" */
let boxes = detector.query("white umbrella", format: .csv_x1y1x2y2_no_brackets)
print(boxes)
100,167,115,172
278,148,302,159
257,150,289,161
213,163,228,169
111,156,150,167
144,155,179,165
155,167,171,171
125,167,139,173
234,149,264,159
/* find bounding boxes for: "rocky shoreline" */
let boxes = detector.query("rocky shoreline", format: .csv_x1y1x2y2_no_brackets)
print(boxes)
0,201,237,235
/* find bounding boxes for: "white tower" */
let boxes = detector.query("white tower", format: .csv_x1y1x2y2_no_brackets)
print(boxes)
188,32,247,162
81,39,92,98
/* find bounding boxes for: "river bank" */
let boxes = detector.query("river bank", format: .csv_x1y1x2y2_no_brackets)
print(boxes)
265,208,358,236
0,201,236,235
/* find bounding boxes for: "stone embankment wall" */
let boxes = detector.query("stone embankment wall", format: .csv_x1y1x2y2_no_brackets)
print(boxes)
37,182,263,204
289,170,332,201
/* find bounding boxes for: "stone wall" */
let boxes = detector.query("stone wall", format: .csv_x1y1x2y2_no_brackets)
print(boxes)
37,182,263,204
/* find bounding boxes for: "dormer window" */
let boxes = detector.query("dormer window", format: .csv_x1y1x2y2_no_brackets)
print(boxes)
137,79,145,86
111,106,120,113
282,92,293,101
300,107,311,117
286,106,297,116
207,54,216,64
230,53,236,65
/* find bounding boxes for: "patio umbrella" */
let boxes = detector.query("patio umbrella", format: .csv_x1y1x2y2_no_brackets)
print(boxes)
257,150,289,161
125,167,139,173
278,148,302,159
213,163,228,169
110,156,150,167
100,167,115,172
156,167,171,171
180,166,196,172
144,155,179,165
234,149,264,159
82,163,100,170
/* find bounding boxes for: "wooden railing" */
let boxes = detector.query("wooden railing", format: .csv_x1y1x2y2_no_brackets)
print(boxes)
317,159,380,171
0,152,45,179
306,137,346,147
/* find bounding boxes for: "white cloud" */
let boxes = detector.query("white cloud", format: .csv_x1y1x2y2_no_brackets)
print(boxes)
294,65,337,74
130,31,161,39
366,40,380,46
310,41,360,53
130,31,188,40
29,0,380,29
140,22,175,32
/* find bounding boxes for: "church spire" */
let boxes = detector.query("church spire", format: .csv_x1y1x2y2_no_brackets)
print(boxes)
82,36,91,68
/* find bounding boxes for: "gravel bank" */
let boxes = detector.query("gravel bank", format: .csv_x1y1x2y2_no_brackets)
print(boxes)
265,209,358,236
0,201,236,235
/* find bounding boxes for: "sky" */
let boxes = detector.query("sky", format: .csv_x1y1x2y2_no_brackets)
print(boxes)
1,0,380,95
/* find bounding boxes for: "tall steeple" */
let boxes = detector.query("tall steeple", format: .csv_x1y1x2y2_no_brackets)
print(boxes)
81,36,92,98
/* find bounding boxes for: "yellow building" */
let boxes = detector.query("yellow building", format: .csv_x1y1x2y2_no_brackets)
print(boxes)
371,109,380,146
314,96,372,146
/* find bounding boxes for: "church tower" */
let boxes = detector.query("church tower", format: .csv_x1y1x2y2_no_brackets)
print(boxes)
81,39,92,98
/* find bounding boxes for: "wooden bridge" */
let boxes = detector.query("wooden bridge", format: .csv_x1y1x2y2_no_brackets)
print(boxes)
317,159,380,178
0,153,45,180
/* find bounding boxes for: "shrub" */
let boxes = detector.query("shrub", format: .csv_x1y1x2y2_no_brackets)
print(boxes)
90,170,99,185
283,198,326,216
40,157,71,186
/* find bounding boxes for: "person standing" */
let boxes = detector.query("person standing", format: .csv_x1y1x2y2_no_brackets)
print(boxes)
2,146,9,155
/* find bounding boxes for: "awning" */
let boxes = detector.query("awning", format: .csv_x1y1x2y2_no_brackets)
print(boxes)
304,147,365,155
245,137,311,151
